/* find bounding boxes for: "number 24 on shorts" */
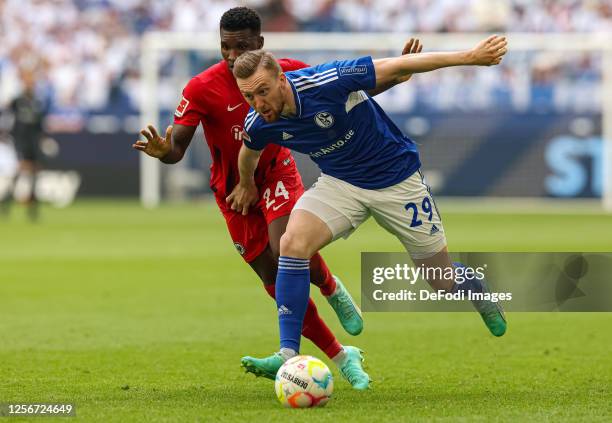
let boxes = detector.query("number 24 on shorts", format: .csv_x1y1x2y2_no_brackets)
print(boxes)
405,197,434,227
263,181,290,210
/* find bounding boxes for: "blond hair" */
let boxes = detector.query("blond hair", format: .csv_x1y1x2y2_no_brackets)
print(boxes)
232,49,282,80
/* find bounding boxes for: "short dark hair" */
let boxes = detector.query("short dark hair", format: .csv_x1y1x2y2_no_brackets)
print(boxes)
220,7,261,33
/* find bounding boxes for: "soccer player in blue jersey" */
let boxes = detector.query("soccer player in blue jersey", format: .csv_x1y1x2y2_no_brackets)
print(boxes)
227,35,508,389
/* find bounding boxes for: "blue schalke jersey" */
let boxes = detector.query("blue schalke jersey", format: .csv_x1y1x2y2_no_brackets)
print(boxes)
243,56,421,189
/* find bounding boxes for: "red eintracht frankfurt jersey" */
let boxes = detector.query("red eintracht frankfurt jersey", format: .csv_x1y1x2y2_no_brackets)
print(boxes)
173,58,308,197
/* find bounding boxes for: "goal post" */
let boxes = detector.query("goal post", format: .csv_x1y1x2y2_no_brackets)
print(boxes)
140,32,612,210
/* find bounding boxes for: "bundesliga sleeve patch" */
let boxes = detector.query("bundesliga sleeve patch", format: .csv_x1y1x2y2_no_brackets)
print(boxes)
339,65,368,76
174,96,190,117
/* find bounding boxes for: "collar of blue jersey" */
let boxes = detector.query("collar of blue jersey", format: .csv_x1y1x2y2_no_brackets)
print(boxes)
283,76,302,119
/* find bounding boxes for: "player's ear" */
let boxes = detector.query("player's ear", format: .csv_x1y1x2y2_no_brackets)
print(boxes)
257,35,264,49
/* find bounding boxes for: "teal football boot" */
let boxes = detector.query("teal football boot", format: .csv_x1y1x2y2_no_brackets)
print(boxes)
338,346,370,390
241,352,285,380
327,277,364,336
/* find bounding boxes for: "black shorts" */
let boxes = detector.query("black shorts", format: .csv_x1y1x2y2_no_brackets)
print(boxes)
14,138,39,162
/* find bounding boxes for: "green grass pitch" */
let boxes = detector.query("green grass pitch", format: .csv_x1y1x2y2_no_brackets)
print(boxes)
1,200,611,421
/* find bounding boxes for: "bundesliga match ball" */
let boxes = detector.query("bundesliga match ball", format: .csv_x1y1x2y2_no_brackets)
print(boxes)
275,355,333,408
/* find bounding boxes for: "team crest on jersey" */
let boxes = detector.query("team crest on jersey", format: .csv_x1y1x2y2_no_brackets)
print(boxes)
234,242,246,255
175,96,190,117
314,112,334,129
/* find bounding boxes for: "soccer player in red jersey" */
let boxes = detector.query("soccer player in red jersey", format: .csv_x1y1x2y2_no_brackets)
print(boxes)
133,7,421,389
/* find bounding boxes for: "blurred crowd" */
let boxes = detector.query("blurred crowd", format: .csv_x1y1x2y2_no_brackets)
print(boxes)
282,0,612,32
0,0,610,129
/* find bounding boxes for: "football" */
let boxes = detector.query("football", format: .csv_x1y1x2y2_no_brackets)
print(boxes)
274,355,334,408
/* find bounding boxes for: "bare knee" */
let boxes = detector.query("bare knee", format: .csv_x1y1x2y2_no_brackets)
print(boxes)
279,210,332,259
279,231,313,259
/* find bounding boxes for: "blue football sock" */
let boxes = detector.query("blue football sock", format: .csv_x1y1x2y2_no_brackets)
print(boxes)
451,262,483,294
451,261,504,318
276,256,310,353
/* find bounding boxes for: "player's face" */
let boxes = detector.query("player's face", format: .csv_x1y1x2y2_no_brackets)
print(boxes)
237,68,285,123
21,72,36,93
220,29,263,71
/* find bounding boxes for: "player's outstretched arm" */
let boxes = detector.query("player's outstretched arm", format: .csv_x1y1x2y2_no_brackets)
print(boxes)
373,35,507,89
367,38,423,97
226,144,262,215
132,124,196,164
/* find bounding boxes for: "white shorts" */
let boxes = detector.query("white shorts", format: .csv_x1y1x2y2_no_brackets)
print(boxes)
293,170,447,259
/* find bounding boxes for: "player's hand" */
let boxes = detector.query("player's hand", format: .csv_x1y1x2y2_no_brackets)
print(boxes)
469,35,507,66
397,38,423,83
226,182,259,216
133,125,173,158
